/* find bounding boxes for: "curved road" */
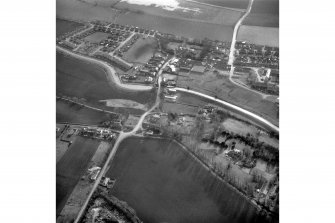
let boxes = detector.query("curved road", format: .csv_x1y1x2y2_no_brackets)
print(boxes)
57,46,153,91
175,87,279,133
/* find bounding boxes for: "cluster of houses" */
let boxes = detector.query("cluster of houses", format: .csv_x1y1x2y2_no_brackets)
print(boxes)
80,127,116,140
234,41,279,69
123,55,167,84
247,68,279,95
93,24,132,53
109,23,156,36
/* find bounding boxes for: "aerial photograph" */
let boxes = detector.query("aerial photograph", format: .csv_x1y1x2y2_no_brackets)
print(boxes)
56,0,279,222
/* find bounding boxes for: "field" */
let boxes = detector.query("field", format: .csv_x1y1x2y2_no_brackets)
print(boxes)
56,18,84,37
116,12,234,41
176,71,279,126
99,99,148,111
122,37,157,64
56,100,116,124
56,136,100,216
56,52,156,109
84,32,111,43
162,101,200,115
106,136,268,223
237,25,279,47
114,0,242,26
193,0,279,27
57,0,235,42
243,0,279,27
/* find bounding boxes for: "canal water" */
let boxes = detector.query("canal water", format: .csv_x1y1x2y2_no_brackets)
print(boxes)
106,136,274,223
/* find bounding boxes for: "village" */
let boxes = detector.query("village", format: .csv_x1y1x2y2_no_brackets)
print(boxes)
56,19,280,220
57,20,279,97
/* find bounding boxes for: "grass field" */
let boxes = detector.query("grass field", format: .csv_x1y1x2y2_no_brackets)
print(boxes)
56,18,84,38
237,25,279,47
56,136,100,216
106,136,267,223
122,37,157,64
84,32,110,43
56,52,156,110
176,72,279,126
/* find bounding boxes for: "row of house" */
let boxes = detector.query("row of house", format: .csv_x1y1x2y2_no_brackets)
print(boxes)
109,23,156,36
94,52,133,71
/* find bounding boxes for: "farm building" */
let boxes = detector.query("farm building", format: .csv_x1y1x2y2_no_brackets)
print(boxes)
191,65,206,74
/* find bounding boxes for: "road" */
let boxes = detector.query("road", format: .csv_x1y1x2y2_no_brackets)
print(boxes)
226,0,275,100
228,0,254,66
73,58,172,223
56,46,153,91
174,87,279,133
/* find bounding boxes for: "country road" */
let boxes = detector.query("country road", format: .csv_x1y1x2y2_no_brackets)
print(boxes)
174,87,279,133
226,0,276,100
56,46,153,91
228,0,254,66
73,58,171,223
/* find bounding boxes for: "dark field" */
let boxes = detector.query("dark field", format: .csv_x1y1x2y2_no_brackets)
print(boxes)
56,137,100,216
116,13,234,42
56,18,84,37
56,99,144,125
193,0,279,27
56,52,156,110
106,137,269,223
56,100,116,125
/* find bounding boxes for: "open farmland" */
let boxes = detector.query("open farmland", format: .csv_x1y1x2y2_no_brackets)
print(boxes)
56,18,84,37
122,37,157,64
56,136,100,216
114,0,242,26
106,136,268,223
56,52,156,109
116,12,234,41
237,25,279,47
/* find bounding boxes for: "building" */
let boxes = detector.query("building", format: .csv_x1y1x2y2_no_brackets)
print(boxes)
191,65,206,74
